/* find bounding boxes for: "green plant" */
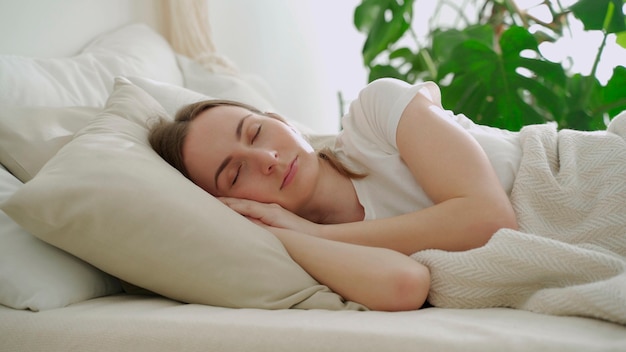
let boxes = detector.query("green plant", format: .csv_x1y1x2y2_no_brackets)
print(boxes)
354,0,626,131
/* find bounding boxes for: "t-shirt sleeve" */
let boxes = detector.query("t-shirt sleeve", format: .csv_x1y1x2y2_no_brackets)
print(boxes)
343,78,441,151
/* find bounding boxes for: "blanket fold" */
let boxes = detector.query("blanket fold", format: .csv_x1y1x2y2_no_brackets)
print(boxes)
412,112,626,325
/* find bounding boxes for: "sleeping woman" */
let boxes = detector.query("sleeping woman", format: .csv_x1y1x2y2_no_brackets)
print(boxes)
148,78,623,313
148,78,521,311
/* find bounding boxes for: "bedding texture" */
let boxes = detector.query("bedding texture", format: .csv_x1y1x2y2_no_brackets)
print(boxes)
412,112,626,324
3,294,626,352
1,77,365,311
0,106,98,182
0,166,121,311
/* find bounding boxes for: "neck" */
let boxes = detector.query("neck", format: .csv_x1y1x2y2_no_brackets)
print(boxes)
298,157,364,224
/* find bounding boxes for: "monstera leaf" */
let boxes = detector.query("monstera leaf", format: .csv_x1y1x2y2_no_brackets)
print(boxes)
563,65,626,130
354,0,415,64
354,0,626,131
571,0,626,34
436,26,567,131
367,47,434,83
603,66,626,116
562,0,626,130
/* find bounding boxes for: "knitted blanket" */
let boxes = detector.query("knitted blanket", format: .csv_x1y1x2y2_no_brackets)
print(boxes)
411,112,626,325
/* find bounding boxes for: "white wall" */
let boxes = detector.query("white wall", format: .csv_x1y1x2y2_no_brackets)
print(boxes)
0,0,163,57
208,0,368,133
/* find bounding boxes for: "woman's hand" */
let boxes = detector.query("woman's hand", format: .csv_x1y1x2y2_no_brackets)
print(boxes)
219,197,322,236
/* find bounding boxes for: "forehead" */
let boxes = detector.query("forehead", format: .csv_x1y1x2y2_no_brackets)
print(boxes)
185,104,254,142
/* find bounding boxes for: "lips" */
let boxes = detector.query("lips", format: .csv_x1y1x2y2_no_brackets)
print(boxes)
280,157,298,190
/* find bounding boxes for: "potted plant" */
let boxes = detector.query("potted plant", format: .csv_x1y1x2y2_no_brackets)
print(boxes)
354,0,626,130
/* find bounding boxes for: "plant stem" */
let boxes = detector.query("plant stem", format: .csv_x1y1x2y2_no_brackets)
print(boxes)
590,32,608,82
579,31,608,110
588,0,614,83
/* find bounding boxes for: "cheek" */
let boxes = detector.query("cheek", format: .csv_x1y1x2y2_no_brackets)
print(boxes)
291,132,314,153
270,124,312,151
227,187,268,203
232,183,272,203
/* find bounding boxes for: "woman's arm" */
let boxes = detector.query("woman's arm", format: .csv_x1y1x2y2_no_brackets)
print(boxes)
268,226,430,311
317,91,518,254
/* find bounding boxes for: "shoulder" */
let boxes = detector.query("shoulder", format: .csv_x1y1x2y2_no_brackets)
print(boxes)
351,79,442,134
342,79,442,148
357,78,411,104
357,78,441,108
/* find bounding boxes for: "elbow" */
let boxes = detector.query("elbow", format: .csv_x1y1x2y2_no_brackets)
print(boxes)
471,201,518,249
500,209,518,231
489,201,518,233
375,264,431,312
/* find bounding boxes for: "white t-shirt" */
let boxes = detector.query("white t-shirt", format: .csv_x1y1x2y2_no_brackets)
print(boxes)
334,78,522,220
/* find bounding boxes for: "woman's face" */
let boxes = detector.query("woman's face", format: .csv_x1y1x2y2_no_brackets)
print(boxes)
182,104,320,213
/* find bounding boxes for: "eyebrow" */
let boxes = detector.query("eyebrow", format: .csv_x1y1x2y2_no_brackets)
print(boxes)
214,114,252,191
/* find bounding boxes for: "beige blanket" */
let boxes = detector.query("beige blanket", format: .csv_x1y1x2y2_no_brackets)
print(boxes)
412,112,626,325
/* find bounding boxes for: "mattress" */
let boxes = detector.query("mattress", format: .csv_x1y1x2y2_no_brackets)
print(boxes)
1,294,625,352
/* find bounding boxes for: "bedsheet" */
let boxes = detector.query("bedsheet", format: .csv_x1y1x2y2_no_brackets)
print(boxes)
1,294,625,352
413,112,626,324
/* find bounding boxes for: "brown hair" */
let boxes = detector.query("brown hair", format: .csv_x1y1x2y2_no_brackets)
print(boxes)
148,100,366,186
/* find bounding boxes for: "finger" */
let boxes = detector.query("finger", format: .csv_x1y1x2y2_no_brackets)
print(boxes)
246,216,262,225
219,197,263,207
218,197,238,205
219,198,255,212
224,201,265,218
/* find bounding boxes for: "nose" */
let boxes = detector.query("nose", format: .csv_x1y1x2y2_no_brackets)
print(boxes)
250,148,278,175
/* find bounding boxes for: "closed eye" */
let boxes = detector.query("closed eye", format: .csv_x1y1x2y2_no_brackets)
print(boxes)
251,125,262,144
231,164,242,186
232,124,261,186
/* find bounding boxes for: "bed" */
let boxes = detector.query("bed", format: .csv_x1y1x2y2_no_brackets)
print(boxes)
1,1,625,351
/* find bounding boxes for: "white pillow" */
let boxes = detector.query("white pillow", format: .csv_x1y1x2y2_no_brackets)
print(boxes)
0,165,121,311
1,77,365,311
0,23,182,108
0,105,99,182
127,76,209,118
177,54,276,112
176,54,320,135
129,74,318,136
0,54,319,184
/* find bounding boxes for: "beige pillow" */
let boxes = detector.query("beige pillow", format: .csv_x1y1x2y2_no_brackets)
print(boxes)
0,165,121,311
0,105,99,182
1,77,365,310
